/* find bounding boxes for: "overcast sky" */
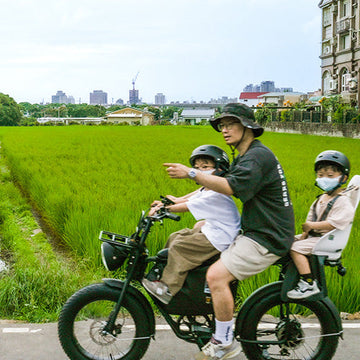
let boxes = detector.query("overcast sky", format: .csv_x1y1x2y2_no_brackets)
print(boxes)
0,0,321,104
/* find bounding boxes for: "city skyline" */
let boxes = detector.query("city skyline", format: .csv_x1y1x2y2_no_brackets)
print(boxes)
48,88,239,106
48,78,297,106
0,0,321,105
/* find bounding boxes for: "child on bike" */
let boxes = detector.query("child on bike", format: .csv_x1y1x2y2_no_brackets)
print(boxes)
142,145,241,304
287,150,355,299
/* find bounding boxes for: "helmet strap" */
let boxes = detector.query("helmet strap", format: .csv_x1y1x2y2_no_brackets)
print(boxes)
214,166,226,177
339,174,347,185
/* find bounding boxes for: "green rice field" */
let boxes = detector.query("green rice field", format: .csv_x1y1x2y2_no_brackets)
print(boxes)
0,125,359,315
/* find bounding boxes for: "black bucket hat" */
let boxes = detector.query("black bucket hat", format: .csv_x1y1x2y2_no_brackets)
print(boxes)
210,103,264,137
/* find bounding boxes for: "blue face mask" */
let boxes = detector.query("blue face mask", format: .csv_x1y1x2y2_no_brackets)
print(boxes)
315,176,341,192
201,169,215,175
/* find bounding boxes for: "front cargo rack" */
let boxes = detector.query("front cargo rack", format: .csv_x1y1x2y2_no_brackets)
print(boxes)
99,230,132,247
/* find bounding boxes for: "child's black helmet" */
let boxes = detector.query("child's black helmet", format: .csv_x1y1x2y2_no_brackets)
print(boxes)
190,145,230,174
314,150,350,175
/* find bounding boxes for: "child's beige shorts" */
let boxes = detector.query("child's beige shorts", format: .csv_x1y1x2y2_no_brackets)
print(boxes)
221,235,280,281
291,234,320,255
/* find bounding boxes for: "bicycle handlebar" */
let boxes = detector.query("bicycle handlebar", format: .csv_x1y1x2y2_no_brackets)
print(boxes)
165,211,181,221
150,207,180,222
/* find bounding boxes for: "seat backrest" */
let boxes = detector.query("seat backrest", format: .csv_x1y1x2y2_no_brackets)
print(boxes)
347,175,360,208
312,175,360,261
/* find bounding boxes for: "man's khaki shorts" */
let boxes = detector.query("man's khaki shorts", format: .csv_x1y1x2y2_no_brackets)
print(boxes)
221,235,280,281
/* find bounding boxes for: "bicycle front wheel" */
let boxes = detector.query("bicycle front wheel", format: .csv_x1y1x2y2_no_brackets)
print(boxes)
58,283,152,360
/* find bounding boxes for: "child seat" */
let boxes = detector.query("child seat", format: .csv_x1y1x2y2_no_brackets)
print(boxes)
312,175,360,261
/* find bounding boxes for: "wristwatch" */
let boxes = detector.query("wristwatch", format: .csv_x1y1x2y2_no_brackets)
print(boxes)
188,168,197,179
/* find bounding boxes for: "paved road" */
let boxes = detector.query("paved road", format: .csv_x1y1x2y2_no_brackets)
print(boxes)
0,320,359,359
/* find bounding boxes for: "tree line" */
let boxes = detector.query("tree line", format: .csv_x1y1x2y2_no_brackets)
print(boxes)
0,93,181,126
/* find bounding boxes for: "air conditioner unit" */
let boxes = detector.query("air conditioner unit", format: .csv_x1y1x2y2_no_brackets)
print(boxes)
329,80,338,91
348,77,358,90
343,73,351,85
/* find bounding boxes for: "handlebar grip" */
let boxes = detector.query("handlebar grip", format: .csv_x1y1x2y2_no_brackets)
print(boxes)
160,195,175,205
166,212,181,221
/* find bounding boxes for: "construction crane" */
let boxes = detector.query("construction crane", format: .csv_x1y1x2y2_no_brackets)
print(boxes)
132,71,140,90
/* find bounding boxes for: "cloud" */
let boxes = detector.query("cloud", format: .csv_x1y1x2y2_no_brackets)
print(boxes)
0,0,323,103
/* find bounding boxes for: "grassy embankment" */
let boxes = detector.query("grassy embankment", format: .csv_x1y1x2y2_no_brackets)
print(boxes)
0,145,104,322
0,125,359,320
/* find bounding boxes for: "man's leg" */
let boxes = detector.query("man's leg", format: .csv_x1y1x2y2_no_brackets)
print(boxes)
194,259,241,360
194,236,279,359
206,259,236,321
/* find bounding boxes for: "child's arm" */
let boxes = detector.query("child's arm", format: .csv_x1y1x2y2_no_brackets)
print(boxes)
149,201,190,216
302,221,335,235
166,189,200,204
166,202,189,213
150,189,200,208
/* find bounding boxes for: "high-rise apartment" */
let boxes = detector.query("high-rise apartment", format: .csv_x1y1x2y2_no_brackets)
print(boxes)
155,93,166,105
129,89,140,105
52,91,68,104
90,90,108,105
260,81,276,92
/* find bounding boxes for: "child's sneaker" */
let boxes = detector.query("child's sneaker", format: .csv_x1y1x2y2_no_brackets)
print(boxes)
194,336,241,360
142,278,172,304
287,279,320,299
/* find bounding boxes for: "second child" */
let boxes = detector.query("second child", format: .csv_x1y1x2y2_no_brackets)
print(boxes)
287,150,355,299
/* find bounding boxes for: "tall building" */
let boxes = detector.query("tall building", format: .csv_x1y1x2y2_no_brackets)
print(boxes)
243,83,271,92
155,93,166,105
52,91,68,104
260,81,276,92
90,90,108,105
129,89,139,105
319,0,359,105
243,84,261,92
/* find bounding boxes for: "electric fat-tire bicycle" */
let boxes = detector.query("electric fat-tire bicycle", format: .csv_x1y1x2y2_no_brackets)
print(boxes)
58,202,345,360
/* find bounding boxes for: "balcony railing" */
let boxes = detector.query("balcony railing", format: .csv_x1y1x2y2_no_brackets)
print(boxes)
336,18,350,33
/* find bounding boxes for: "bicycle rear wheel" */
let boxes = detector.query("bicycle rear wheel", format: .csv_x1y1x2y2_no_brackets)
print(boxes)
238,291,340,360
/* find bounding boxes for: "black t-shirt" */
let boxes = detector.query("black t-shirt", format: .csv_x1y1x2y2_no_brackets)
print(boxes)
225,140,295,256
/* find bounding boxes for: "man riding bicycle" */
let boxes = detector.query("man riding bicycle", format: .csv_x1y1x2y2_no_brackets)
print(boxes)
163,103,295,360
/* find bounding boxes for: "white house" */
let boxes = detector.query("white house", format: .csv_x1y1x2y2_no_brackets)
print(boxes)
105,107,154,125
179,109,215,125
239,92,268,107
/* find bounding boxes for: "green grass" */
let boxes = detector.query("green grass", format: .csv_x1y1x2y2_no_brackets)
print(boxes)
0,153,104,321
0,125,359,314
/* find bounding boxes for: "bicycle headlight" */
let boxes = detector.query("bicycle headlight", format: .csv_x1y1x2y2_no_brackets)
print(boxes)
101,242,128,271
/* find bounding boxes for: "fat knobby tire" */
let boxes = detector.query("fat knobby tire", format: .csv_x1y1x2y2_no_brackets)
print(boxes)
58,283,152,360
239,291,339,360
